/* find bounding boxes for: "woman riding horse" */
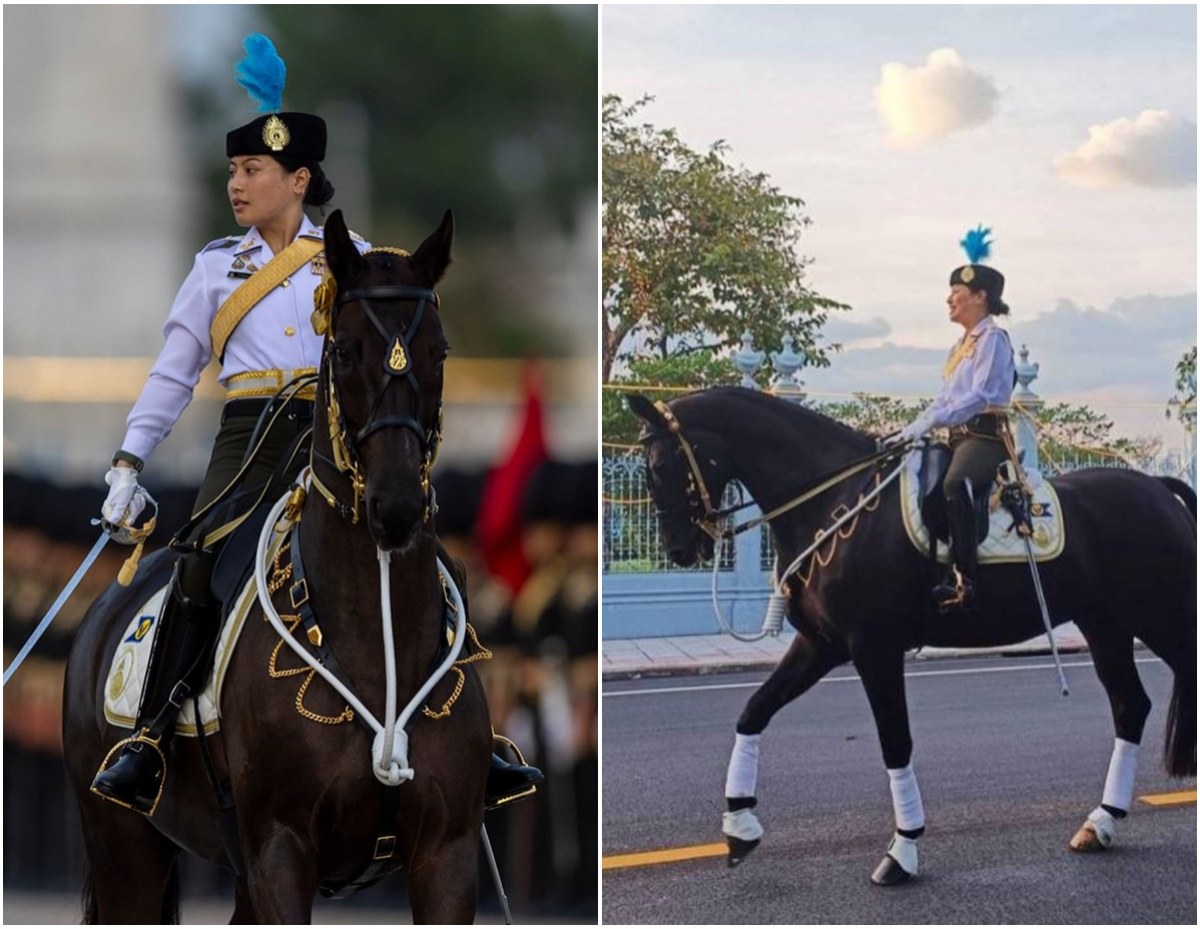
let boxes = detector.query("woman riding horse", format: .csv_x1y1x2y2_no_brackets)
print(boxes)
889,226,1015,612
91,33,539,818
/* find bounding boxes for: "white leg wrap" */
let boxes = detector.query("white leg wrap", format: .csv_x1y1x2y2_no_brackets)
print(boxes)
722,807,764,842
886,832,919,876
887,764,925,833
1101,738,1139,813
725,733,761,798
1085,806,1117,848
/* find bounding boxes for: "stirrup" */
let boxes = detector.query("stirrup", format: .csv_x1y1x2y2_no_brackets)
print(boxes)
487,733,542,810
90,730,168,816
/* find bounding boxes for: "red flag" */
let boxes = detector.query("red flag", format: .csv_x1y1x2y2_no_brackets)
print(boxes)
476,361,548,593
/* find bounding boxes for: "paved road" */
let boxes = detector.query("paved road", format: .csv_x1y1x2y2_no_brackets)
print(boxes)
603,654,1196,924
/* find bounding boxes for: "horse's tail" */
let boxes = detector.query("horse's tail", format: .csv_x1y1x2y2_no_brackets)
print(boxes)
161,858,181,924
1157,476,1197,518
1164,651,1197,778
81,868,99,924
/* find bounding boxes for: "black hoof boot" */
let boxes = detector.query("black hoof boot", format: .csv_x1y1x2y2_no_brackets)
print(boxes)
870,854,915,886
485,753,543,810
90,740,165,814
726,836,760,868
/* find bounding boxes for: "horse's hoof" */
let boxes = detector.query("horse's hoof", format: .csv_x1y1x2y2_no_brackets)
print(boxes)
870,854,915,886
1068,823,1109,853
726,836,760,868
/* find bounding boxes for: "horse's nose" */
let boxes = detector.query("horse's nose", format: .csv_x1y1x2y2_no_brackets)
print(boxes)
366,486,426,551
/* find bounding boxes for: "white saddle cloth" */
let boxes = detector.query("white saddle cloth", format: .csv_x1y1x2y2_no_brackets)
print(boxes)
102,562,268,737
898,454,1065,564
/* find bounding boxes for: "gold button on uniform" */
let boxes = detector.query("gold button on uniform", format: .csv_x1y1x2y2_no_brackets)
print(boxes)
280,279,291,288
284,327,296,337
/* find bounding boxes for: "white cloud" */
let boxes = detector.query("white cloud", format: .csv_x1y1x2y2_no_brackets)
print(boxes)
1053,110,1197,189
874,48,1000,147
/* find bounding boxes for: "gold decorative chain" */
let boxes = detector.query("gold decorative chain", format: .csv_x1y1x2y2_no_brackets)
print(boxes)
422,624,493,720
267,614,355,726
798,473,884,588
268,542,293,594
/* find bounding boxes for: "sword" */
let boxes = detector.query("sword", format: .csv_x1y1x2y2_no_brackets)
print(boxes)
1021,535,1069,697
481,823,513,925
3,529,110,686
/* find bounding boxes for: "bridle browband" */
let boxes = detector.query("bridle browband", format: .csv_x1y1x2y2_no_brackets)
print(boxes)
310,280,444,525
641,399,907,540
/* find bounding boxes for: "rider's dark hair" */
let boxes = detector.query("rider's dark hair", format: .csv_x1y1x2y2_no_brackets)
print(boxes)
985,291,1010,316
271,154,335,207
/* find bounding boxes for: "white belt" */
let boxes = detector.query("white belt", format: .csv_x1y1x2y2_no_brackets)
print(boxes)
225,368,318,401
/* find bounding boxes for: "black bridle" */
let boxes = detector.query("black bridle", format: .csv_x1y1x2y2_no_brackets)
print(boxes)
312,282,443,525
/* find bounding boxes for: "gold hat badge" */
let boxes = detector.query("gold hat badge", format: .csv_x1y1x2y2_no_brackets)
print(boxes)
262,115,291,152
960,265,975,284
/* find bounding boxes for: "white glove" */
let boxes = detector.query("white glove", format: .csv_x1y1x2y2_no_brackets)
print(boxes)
102,466,147,528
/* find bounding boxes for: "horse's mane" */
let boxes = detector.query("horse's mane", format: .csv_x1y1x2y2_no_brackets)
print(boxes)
674,386,876,451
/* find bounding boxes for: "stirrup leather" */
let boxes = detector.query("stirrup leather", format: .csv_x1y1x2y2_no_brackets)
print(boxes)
490,732,539,808
90,729,168,816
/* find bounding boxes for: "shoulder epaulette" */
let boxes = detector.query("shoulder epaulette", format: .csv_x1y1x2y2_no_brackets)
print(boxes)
202,236,241,253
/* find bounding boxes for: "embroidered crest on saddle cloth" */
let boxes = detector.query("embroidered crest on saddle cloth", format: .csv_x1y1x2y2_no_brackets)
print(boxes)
103,535,285,736
898,454,1065,563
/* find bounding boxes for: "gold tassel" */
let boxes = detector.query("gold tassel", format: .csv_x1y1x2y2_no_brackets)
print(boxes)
311,270,336,335
116,515,156,587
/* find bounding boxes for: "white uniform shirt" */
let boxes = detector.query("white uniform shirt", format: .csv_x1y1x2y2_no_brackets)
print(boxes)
121,215,370,464
903,315,1015,440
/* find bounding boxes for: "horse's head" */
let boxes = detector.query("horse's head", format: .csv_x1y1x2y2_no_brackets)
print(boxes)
627,393,731,567
313,209,452,551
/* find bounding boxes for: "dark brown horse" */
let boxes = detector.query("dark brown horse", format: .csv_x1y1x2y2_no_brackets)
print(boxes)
629,387,1195,884
64,211,493,922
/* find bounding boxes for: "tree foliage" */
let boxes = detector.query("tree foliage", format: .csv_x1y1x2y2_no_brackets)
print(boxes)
1168,345,1196,423
602,95,848,381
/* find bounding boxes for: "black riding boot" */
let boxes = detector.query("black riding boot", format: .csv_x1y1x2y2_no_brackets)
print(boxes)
90,580,219,814
485,737,544,810
932,488,980,613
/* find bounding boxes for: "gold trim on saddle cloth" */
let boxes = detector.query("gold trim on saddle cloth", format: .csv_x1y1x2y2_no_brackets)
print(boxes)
225,368,318,401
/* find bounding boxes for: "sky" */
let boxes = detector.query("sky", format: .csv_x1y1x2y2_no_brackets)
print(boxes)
604,4,1197,449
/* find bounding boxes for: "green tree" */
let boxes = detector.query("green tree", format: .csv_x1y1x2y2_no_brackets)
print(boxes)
811,394,929,437
1168,345,1196,423
603,351,740,445
1031,402,1161,468
603,95,848,382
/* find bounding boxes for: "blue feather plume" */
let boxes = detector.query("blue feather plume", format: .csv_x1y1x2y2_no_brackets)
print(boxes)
960,225,993,264
235,33,286,113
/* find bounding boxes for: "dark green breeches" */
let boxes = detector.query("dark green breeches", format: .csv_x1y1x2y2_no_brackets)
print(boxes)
943,434,1008,502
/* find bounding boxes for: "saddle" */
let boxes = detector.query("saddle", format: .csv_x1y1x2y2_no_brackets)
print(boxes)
916,443,991,547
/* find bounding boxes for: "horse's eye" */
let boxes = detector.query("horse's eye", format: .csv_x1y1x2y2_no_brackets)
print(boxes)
330,343,352,366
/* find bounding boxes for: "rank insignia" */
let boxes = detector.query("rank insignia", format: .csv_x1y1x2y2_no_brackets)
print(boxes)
244,261,260,273
311,253,326,275
232,257,246,270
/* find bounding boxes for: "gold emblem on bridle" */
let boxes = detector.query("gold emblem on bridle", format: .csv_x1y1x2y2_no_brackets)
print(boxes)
960,265,975,284
389,337,408,370
262,115,291,152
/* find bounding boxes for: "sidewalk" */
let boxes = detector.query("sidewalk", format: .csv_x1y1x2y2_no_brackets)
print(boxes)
602,623,1090,681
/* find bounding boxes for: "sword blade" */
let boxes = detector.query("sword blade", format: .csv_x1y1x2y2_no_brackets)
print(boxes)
3,531,110,686
481,823,512,925
1022,537,1069,696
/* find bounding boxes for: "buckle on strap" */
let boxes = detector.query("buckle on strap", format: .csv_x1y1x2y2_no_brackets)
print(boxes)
290,578,310,609
373,835,397,860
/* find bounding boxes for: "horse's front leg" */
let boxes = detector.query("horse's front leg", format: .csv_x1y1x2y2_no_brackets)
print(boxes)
241,824,317,923
407,828,480,924
723,632,849,866
1068,625,1150,852
851,643,925,886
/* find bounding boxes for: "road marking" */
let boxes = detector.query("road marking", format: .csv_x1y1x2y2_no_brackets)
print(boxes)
604,656,1165,698
603,842,727,871
1138,790,1196,807
605,788,1196,872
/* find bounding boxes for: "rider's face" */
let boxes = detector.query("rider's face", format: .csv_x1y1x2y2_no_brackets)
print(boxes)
947,284,987,329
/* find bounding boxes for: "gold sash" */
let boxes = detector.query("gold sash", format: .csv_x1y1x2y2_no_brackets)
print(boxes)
943,331,981,381
210,238,323,362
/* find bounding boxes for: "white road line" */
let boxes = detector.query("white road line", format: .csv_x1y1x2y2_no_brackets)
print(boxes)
603,656,1165,698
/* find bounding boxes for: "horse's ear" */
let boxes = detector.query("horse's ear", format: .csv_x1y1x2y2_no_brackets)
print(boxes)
412,210,454,286
627,394,668,430
323,209,362,284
